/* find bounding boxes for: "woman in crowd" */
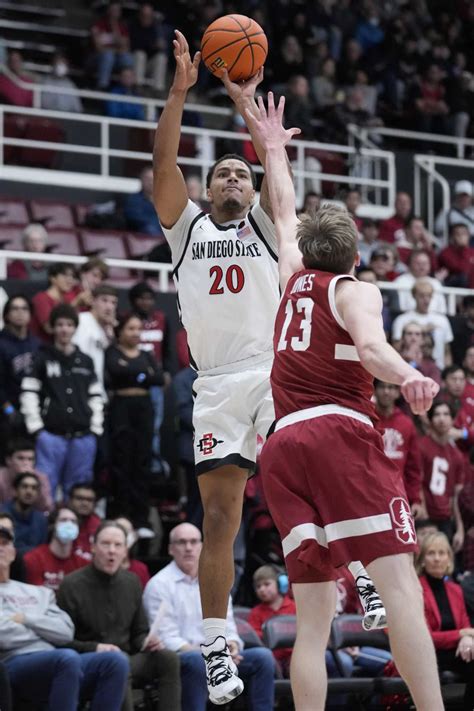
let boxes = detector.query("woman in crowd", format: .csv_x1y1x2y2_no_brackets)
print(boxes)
105,314,162,536
416,532,474,710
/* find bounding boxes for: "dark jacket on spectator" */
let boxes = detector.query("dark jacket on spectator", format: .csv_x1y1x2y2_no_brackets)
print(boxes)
123,191,163,236
20,346,103,437
1,500,48,554
57,564,149,653
0,329,39,409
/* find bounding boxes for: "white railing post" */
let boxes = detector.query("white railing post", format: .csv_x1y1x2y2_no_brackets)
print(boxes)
0,105,3,167
100,121,109,178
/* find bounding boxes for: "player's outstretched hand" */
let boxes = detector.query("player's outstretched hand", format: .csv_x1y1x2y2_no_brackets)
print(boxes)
401,374,439,415
171,30,201,92
244,92,301,151
220,67,264,105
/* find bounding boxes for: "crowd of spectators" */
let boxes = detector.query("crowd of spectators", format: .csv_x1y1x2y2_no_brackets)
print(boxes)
1,1,474,147
0,173,473,705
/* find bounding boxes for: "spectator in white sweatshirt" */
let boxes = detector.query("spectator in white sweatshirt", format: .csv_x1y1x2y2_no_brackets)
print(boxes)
0,524,129,710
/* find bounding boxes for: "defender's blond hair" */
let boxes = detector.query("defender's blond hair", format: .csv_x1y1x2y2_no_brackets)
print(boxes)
297,204,358,274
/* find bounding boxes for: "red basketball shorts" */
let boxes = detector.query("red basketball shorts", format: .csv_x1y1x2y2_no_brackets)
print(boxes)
260,405,417,583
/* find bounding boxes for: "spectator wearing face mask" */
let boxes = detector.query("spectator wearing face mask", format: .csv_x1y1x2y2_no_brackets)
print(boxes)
40,53,83,113
24,506,88,591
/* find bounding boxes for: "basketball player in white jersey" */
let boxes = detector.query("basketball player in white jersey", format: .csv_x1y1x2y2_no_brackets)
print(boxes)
153,31,278,704
154,31,385,704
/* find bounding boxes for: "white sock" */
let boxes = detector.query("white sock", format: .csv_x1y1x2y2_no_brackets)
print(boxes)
347,560,366,581
203,618,227,646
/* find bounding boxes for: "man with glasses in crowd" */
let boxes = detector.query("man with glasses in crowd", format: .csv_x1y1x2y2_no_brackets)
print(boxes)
143,522,275,711
67,482,101,560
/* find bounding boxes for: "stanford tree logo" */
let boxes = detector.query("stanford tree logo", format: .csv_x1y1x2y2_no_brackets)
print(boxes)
389,497,416,545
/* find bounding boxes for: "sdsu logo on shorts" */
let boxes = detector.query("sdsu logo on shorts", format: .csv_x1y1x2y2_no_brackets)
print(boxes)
389,497,416,545
197,433,223,456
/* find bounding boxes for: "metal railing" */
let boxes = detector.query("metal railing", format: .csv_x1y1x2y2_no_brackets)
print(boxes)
378,280,473,316
0,66,233,123
348,123,474,161
0,250,174,292
0,104,396,210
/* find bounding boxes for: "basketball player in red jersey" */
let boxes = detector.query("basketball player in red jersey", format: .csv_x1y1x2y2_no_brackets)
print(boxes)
245,94,444,710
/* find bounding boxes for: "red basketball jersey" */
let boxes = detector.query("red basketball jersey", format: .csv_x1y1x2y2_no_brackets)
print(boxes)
271,270,376,421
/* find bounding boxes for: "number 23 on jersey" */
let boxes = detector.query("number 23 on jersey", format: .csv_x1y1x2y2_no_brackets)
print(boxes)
277,297,314,352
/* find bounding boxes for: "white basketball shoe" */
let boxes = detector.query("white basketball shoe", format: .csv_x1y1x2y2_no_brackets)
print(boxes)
201,636,244,705
355,574,388,631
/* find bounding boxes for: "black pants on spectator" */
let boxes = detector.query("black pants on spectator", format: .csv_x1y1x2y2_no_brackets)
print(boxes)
437,650,474,710
0,661,12,711
122,650,181,711
108,394,154,528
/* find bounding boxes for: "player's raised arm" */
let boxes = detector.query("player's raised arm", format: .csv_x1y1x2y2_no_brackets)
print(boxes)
244,93,303,290
337,279,440,415
153,31,201,228
220,69,290,221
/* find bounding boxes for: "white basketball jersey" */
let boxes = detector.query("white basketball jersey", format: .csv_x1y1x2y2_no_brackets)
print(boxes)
162,199,279,371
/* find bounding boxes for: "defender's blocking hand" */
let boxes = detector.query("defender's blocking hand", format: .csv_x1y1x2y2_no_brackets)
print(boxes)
244,92,301,151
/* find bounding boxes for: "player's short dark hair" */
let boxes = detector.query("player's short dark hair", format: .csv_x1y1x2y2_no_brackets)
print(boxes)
3,294,32,324
206,154,257,189
297,204,358,274
49,303,79,328
93,520,127,543
427,400,455,421
13,471,40,489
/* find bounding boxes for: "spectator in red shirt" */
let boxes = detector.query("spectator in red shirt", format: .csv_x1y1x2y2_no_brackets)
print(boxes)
374,380,424,517
439,224,474,287
91,0,133,89
420,402,465,551
67,483,101,561
129,281,170,474
30,263,76,343
248,565,295,676
24,506,87,590
115,516,150,589
379,191,413,244
0,50,34,107
7,223,49,281
412,63,450,135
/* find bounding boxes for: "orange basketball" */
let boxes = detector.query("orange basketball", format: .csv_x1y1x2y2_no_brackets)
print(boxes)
201,14,268,82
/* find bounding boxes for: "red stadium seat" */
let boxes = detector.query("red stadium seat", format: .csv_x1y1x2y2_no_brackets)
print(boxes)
3,114,27,165
0,224,25,250
30,200,75,229
80,230,129,278
48,229,82,256
17,118,65,169
126,233,157,259
0,198,29,226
